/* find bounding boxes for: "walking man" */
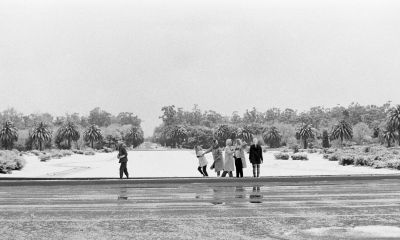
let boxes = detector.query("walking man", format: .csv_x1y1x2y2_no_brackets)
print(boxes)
118,142,129,179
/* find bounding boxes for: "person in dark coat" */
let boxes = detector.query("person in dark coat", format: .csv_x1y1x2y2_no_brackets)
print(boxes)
118,143,129,179
249,137,263,178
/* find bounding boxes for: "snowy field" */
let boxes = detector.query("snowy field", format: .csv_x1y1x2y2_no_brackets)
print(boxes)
3,150,400,178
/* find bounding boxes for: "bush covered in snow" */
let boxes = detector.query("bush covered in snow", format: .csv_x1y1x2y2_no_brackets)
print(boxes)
274,152,290,160
291,153,308,160
0,151,26,173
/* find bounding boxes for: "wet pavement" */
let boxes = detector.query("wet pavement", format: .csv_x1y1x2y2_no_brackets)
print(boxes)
1,178,400,239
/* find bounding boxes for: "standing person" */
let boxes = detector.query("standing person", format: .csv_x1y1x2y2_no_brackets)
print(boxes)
234,139,247,178
202,139,224,177
118,143,129,179
221,139,235,177
194,145,208,177
249,137,263,178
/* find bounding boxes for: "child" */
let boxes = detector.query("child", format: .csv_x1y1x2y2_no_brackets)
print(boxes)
234,139,247,178
195,145,208,177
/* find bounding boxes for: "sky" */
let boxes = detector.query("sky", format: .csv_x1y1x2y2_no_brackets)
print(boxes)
0,0,399,136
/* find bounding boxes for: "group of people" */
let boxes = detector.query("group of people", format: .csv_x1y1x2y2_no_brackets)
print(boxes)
116,137,264,179
195,137,264,178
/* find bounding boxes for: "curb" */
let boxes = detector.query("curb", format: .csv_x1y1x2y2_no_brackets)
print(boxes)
1,174,400,186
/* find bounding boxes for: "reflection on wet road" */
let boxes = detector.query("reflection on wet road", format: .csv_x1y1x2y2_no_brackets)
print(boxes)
2,179,400,239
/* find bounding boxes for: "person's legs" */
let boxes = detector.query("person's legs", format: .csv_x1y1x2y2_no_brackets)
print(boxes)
221,171,227,177
202,166,208,176
256,164,260,177
252,164,257,177
124,165,129,178
238,167,243,178
236,158,243,178
217,171,221,177
235,158,240,178
119,162,126,179
197,166,204,176
229,171,233,177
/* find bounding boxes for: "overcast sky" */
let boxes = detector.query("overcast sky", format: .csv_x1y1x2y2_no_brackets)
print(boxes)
0,0,399,136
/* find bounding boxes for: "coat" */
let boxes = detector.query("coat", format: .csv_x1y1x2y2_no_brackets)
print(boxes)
196,150,208,167
234,145,247,168
212,147,224,172
118,147,128,163
224,146,235,171
249,144,263,164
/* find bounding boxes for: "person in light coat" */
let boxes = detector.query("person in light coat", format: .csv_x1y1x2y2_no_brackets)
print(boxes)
221,139,235,177
194,145,208,177
203,139,224,177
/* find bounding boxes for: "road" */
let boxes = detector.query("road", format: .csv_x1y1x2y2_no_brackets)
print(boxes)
1,176,400,239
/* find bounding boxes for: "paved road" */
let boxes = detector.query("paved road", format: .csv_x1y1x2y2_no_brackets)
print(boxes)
1,177,400,239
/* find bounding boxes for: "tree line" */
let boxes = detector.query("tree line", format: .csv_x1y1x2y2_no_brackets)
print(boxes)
152,102,400,149
0,107,144,151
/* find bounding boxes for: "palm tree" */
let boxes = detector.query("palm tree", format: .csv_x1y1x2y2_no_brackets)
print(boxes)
381,126,397,147
330,120,353,147
0,121,18,150
125,126,144,148
83,124,103,148
214,124,237,145
56,121,80,149
388,105,400,143
296,123,314,149
236,126,253,143
31,122,52,151
263,126,281,148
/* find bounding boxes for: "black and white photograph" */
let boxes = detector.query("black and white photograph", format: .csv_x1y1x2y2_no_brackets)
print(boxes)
1,0,400,239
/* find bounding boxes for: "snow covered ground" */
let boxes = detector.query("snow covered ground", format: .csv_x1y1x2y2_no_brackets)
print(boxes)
3,150,400,178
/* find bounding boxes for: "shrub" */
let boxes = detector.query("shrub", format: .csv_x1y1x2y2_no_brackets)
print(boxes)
365,156,376,167
307,149,318,154
386,159,400,170
373,161,388,169
83,149,96,155
0,151,26,173
39,154,51,162
354,156,367,166
274,152,290,160
339,155,355,166
291,153,308,160
102,147,114,153
323,148,336,154
291,144,300,153
30,150,42,156
72,149,84,154
363,146,371,153
328,153,341,161
50,152,63,159
60,150,73,156
323,154,330,159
